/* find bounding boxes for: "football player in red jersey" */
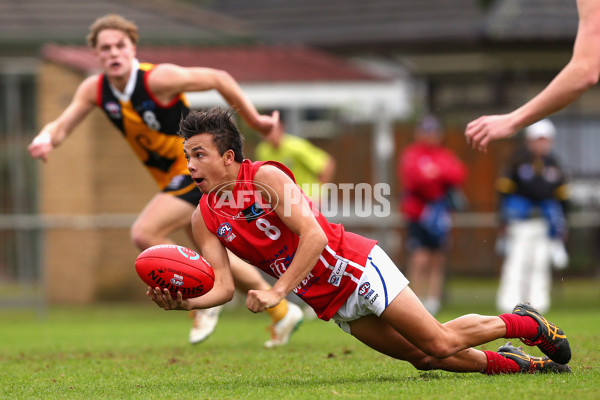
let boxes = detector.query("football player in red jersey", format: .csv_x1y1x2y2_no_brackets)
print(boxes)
148,108,572,375
27,14,303,347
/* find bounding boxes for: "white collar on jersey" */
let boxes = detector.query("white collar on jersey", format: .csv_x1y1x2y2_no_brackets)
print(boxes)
108,58,139,102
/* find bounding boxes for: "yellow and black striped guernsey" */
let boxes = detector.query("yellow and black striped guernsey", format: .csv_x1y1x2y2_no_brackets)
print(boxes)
97,62,191,190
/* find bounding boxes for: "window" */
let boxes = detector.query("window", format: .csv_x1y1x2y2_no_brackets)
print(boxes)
0,66,41,286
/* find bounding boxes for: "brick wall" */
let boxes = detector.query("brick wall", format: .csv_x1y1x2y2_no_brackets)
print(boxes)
38,61,159,303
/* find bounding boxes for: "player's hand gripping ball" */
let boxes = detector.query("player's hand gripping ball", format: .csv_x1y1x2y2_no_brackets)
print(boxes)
135,245,214,299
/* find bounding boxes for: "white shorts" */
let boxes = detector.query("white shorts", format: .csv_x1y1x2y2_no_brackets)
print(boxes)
333,245,409,334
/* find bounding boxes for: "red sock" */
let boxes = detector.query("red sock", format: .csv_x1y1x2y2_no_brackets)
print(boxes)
499,313,538,340
483,351,521,375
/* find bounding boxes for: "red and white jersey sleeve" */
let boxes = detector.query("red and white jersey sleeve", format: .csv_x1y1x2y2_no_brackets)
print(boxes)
199,160,377,320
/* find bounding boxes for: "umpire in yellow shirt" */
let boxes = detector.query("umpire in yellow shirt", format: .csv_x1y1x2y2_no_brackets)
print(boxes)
255,112,336,203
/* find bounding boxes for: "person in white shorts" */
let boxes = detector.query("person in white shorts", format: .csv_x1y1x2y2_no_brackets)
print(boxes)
149,108,572,375
334,245,408,334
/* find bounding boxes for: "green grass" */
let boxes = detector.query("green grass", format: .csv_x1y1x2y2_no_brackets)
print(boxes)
1,278,599,400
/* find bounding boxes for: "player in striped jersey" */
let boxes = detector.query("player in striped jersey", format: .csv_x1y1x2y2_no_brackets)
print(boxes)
27,14,302,347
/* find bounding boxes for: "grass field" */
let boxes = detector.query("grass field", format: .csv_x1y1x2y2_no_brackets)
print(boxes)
1,278,599,400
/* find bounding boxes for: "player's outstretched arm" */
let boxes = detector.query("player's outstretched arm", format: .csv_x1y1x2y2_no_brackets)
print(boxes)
465,0,600,152
148,64,280,136
147,207,236,311
188,207,236,309
28,75,97,162
245,165,328,313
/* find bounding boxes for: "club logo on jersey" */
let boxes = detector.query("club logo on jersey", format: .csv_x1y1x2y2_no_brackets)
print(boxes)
170,274,184,286
140,100,156,111
105,101,122,119
208,180,277,220
269,254,294,277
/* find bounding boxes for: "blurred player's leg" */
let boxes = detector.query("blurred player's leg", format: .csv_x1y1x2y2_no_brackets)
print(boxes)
264,302,303,348
189,305,223,344
528,221,552,313
190,250,304,346
496,221,529,313
228,251,303,347
406,248,429,301
128,193,228,345
130,192,195,250
424,250,445,315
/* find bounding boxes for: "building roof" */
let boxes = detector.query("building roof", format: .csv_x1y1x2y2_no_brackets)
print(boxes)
203,0,486,50
0,0,252,51
203,0,578,51
485,0,578,41
41,43,387,83
1,0,580,55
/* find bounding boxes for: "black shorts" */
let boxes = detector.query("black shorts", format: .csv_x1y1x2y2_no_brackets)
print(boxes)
406,221,448,251
162,174,202,206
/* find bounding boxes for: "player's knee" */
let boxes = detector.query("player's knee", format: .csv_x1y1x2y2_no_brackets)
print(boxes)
130,224,153,250
410,355,439,371
419,340,455,359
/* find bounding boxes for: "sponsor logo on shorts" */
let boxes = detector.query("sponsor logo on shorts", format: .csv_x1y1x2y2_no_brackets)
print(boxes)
358,282,371,296
369,293,379,305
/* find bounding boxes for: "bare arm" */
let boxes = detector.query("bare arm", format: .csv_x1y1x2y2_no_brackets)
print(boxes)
148,63,279,135
318,156,336,184
27,75,98,162
465,0,600,152
148,206,236,311
245,165,328,312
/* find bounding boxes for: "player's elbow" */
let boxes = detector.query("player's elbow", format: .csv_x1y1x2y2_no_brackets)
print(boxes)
570,60,600,90
222,284,236,303
581,70,600,90
312,228,328,250
212,69,235,88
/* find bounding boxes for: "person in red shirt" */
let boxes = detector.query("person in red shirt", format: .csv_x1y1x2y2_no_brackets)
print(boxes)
147,108,572,375
397,115,467,315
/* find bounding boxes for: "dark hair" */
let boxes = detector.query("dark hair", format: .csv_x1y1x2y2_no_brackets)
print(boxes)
417,114,442,133
178,108,245,162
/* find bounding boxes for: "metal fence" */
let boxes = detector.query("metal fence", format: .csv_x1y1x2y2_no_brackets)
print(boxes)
1,210,598,309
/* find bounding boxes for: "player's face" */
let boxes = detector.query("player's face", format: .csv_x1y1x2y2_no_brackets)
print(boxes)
528,137,553,156
94,29,136,81
183,133,232,194
416,129,443,146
